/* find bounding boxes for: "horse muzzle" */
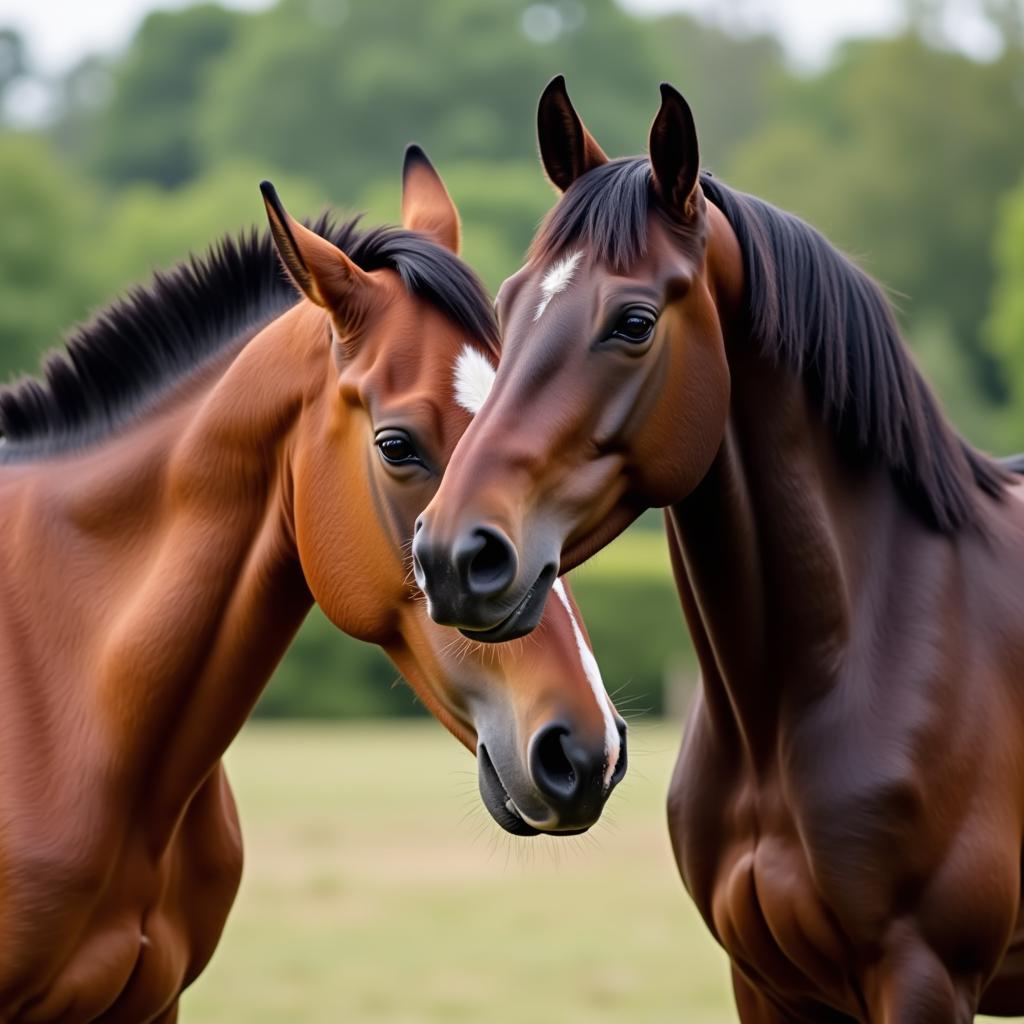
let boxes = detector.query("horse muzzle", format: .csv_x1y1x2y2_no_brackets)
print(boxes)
412,518,559,641
476,717,628,836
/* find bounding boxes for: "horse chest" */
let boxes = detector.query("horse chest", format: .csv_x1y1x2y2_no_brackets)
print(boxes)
0,770,241,1021
707,827,858,1010
672,731,872,1014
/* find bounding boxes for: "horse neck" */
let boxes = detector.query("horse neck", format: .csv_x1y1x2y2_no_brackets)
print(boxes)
1,302,325,842
666,344,903,766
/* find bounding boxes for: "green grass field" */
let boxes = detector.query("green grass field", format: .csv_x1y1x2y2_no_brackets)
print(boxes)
185,721,736,1023
184,721,1015,1023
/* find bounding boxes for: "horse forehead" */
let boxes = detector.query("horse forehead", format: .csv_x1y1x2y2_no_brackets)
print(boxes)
532,250,584,322
359,315,466,394
360,341,495,447
525,246,668,323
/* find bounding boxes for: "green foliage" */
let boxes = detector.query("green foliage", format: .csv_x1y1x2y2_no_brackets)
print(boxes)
0,134,95,378
195,0,663,199
82,5,244,186
987,170,1024,421
0,145,328,379
87,161,329,298
0,28,28,110
911,313,1020,452
726,34,1024,427
572,574,694,719
256,609,423,719
643,14,786,171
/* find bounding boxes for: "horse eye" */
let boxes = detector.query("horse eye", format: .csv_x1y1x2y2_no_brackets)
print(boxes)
377,434,421,466
611,311,656,344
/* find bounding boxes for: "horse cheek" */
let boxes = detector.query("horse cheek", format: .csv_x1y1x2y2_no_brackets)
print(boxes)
634,320,729,506
293,438,396,643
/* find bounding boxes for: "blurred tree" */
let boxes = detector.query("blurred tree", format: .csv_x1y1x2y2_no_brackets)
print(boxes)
256,608,423,718
905,0,1024,51
50,56,117,160
0,28,28,119
987,171,1024,420
727,33,1024,416
195,0,662,198
644,15,785,171
76,4,244,186
193,0,786,200
0,134,95,379
87,160,328,299
911,313,1017,451
0,147,325,383
982,0,1024,48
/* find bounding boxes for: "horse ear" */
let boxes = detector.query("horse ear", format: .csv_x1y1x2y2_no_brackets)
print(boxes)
648,83,700,219
537,74,608,193
401,144,461,254
260,180,374,319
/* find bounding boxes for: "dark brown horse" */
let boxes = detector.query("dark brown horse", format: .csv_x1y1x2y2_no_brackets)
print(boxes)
414,78,1024,1021
0,148,625,1022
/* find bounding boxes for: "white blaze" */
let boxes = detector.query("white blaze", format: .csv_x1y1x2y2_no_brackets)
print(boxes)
533,250,583,321
453,345,496,416
552,577,621,790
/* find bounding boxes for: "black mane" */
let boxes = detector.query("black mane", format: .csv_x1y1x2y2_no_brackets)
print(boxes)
533,158,1012,533
0,214,498,459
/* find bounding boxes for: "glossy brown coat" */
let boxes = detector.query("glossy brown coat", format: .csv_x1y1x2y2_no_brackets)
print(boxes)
414,79,1024,1021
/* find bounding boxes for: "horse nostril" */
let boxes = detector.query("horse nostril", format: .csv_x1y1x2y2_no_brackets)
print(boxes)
458,527,517,598
530,724,577,802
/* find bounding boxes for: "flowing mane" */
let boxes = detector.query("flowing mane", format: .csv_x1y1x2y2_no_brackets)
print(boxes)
531,157,1012,533
0,215,498,460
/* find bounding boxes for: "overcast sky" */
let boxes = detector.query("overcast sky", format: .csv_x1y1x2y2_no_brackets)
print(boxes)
0,0,1002,76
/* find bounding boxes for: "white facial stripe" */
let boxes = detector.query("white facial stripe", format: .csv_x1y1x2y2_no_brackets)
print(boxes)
453,345,497,416
552,577,621,790
533,250,583,321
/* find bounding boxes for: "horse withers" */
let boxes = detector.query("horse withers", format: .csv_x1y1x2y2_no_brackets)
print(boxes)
0,148,625,1021
414,77,1024,1022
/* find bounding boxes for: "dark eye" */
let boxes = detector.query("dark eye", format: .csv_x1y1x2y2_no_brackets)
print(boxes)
376,432,422,466
610,310,656,344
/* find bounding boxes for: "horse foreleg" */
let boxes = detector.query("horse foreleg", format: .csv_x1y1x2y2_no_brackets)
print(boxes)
732,964,863,1023
153,1000,179,1023
866,940,977,1024
731,965,800,1024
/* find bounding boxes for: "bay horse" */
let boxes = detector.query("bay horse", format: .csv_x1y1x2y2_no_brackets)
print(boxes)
0,147,625,1022
413,77,1024,1021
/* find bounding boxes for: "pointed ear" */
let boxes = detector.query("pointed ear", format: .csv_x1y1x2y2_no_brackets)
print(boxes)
537,74,608,193
648,83,701,219
260,180,374,316
401,144,461,254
